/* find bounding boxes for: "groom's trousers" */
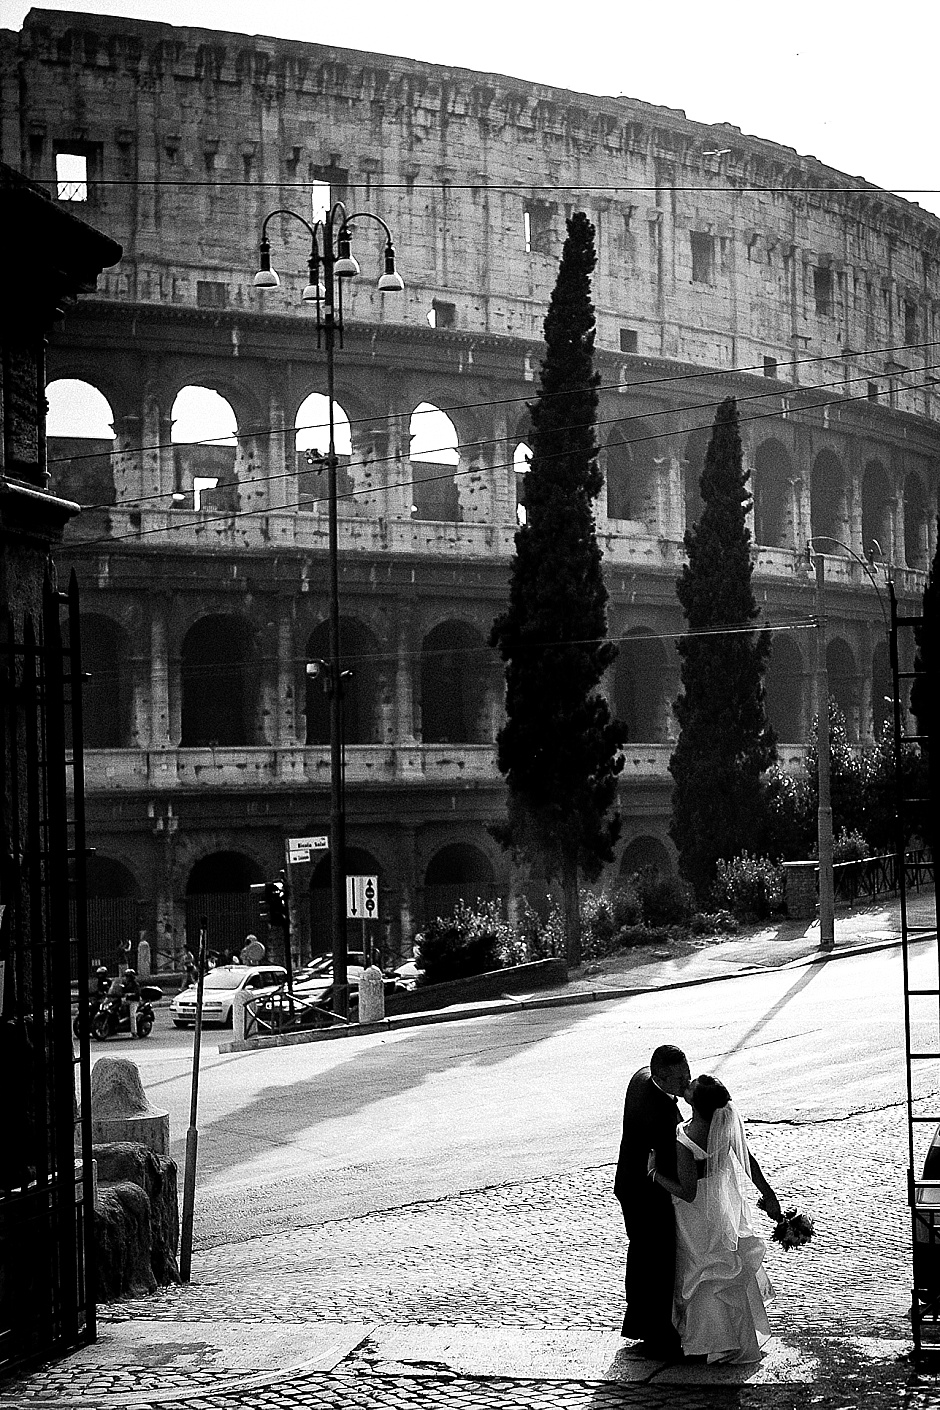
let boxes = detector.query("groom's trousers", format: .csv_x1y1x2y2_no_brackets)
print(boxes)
618,1182,680,1351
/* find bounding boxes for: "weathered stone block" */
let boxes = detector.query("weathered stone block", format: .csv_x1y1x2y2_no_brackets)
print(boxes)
91,1057,169,1154
93,1141,180,1287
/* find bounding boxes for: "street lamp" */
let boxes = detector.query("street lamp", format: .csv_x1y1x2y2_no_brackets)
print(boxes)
253,200,404,1017
808,536,891,952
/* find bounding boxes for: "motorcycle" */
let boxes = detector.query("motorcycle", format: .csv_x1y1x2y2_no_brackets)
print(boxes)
90,985,163,1040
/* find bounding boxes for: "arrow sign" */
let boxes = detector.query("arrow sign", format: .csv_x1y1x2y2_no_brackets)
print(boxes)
346,875,379,920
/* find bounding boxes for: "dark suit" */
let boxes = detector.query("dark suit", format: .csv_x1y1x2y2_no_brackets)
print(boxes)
613,1066,682,1349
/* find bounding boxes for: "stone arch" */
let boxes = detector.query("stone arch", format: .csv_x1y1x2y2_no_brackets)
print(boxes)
171,384,238,512
410,401,460,522
753,439,794,548
423,842,496,924
45,377,116,505
86,856,140,898
420,620,491,744
871,638,892,740
861,460,892,562
619,836,673,876
514,441,532,526
826,636,858,740
184,850,266,960
294,391,354,510
905,471,930,570
682,427,709,535
811,448,848,548
764,634,805,742
613,629,671,743
605,416,663,529
303,618,384,745
81,614,133,748
180,614,258,747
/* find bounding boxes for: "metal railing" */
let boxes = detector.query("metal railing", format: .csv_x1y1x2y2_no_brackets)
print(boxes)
832,849,933,905
243,986,349,1039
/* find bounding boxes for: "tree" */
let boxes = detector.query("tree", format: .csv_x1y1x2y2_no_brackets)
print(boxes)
490,211,625,966
911,532,940,856
670,397,776,901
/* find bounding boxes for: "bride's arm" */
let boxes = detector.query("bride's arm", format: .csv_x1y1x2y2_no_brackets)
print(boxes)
649,1142,697,1202
747,1148,783,1221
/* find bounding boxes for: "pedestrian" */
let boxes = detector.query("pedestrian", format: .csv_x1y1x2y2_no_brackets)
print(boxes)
613,1043,691,1360
239,933,266,965
180,947,197,989
647,1074,783,1364
122,967,141,1037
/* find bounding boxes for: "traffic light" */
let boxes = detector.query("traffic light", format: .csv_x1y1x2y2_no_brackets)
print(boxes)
264,878,288,927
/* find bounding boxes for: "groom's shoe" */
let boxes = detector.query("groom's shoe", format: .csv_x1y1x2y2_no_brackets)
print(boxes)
626,1340,679,1361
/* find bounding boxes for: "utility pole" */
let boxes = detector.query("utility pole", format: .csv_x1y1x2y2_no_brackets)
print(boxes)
814,551,835,951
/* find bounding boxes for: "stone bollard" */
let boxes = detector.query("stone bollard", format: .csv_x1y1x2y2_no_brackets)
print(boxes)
231,990,250,1042
358,965,386,1024
137,939,151,979
91,1057,169,1155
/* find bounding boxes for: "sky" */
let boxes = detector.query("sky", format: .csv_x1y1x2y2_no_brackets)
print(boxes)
3,0,940,220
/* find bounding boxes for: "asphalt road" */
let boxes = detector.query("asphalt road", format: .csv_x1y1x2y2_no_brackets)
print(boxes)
110,939,938,1248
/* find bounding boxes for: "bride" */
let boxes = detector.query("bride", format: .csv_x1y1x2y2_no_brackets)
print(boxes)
649,1074,782,1364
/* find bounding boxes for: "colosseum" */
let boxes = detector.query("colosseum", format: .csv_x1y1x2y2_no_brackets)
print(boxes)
2,8,937,967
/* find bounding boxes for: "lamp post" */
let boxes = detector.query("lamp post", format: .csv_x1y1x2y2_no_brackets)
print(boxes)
808,536,890,952
253,200,403,1017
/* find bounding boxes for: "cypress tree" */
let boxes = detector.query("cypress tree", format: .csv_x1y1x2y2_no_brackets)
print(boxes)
911,533,939,856
491,212,625,966
670,397,777,901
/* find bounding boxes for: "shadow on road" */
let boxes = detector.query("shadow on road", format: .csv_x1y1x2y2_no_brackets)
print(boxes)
708,958,829,1079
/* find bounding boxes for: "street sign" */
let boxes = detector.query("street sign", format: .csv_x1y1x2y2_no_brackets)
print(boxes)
346,874,379,920
286,834,328,864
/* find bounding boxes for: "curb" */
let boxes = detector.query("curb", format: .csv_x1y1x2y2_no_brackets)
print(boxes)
218,928,933,1054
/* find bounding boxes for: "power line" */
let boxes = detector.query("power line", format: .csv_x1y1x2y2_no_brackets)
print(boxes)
75,365,940,551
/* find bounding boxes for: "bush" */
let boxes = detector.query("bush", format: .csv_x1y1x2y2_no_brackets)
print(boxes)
417,900,517,985
515,895,564,961
689,910,739,936
629,867,694,927
830,829,870,863
711,853,784,920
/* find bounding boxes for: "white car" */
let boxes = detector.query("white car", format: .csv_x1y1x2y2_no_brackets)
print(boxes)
170,964,287,1027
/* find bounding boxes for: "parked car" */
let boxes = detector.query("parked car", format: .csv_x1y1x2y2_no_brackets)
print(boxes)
392,958,422,991
254,957,406,1031
170,964,287,1027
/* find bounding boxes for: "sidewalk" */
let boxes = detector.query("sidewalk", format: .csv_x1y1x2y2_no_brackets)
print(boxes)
4,889,939,1410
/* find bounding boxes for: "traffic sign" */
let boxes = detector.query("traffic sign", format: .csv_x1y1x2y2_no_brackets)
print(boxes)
346,874,379,920
286,834,328,864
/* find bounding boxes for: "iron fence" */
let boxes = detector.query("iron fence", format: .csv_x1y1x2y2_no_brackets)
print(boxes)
0,570,94,1375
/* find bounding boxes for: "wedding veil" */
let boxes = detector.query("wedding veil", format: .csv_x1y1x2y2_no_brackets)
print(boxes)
705,1101,750,1251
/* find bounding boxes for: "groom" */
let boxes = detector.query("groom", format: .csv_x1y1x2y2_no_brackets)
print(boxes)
614,1043,692,1359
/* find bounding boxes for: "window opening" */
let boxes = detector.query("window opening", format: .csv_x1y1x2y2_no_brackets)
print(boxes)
620,329,638,354
763,356,778,378
690,231,714,285
814,267,833,316
56,151,87,202
523,200,554,256
905,300,918,346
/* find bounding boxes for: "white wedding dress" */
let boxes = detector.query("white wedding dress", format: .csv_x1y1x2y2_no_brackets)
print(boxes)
672,1108,773,1364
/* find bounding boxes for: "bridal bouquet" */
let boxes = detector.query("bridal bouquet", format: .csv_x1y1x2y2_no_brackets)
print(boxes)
759,1199,815,1251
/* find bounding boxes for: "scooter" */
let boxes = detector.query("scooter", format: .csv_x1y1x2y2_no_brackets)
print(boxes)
91,986,162,1040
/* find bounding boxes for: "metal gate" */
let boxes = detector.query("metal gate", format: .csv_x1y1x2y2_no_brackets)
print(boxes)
891,583,940,1356
0,569,94,1375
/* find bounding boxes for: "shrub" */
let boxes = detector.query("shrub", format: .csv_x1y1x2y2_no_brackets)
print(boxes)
629,867,694,927
831,828,870,863
515,895,564,960
689,910,739,936
417,900,514,984
711,853,784,920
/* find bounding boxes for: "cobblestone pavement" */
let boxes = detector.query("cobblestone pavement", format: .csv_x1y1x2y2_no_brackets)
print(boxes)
5,1103,940,1410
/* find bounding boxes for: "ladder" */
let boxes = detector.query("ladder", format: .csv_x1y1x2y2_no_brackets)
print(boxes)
891,581,940,1356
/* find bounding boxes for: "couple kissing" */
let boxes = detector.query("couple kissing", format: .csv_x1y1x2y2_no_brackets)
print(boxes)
614,1044,783,1365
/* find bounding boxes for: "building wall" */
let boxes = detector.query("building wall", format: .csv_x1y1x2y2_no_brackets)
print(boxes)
2,11,938,963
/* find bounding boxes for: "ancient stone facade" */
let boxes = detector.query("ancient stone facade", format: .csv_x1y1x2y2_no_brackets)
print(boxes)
1,10,937,964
